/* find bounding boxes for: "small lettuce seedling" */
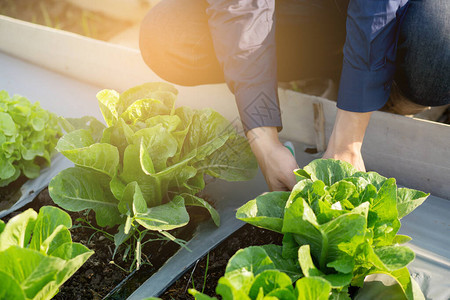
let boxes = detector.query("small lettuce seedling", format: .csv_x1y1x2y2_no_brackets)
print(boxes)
0,206,93,300
0,91,61,187
49,82,257,265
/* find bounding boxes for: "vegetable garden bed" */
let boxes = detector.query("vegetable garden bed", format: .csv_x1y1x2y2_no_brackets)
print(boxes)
1,19,449,300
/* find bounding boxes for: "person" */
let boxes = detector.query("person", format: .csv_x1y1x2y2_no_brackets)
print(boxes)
139,0,450,191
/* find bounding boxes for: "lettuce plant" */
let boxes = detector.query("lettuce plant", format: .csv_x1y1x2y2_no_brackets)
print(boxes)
189,245,332,300
236,159,428,300
49,82,257,259
0,91,61,187
0,206,93,300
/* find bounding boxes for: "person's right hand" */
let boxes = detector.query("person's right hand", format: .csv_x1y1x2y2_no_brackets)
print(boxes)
322,108,373,172
246,127,298,191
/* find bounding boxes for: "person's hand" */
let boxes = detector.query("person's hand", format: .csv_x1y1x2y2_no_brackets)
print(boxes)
246,127,298,191
323,108,372,172
323,145,366,171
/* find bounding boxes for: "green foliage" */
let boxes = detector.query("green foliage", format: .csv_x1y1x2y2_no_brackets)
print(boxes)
0,91,61,187
49,82,257,266
235,159,428,300
0,206,93,300
189,245,331,300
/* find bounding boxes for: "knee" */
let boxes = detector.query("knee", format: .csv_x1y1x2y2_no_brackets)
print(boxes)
139,6,176,84
139,0,222,86
395,0,450,106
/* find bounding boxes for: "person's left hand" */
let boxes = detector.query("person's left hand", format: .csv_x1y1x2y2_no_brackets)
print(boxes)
246,127,298,191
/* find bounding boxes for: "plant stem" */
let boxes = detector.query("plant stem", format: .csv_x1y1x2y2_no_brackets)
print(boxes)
202,252,209,293
76,218,114,240
109,261,130,274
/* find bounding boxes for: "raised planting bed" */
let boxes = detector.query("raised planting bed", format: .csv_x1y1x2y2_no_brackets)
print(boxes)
1,18,449,300
3,158,449,300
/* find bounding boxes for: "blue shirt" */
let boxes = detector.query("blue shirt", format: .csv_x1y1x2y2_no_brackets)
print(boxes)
206,0,410,131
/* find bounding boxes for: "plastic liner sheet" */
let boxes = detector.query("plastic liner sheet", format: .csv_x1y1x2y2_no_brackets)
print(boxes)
0,155,73,218
399,194,450,300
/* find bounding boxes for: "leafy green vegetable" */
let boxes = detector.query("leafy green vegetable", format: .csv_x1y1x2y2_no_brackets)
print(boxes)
236,159,428,300
0,206,93,300
0,91,61,187
49,82,257,267
189,245,331,300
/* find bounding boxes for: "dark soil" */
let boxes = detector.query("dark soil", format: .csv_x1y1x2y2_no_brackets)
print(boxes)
438,106,450,124
0,175,28,212
0,0,131,41
160,224,283,299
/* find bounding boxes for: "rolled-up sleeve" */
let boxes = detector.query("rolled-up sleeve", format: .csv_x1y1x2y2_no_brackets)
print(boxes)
206,0,281,132
338,0,409,112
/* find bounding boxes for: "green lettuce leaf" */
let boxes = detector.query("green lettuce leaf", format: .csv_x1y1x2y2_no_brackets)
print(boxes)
248,270,293,299
134,195,190,231
49,167,122,227
396,188,429,219
303,159,357,186
295,276,332,300
0,209,37,251
0,270,26,300
0,92,61,186
0,207,93,299
56,129,119,177
236,192,291,233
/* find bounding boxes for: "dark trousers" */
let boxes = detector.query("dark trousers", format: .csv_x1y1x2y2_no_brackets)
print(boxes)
140,0,450,107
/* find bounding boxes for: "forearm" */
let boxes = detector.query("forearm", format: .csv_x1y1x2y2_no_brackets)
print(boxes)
246,127,281,157
328,109,372,151
206,0,281,132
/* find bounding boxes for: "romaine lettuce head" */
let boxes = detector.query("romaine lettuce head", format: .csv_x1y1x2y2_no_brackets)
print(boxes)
50,82,257,235
0,91,61,187
237,159,428,300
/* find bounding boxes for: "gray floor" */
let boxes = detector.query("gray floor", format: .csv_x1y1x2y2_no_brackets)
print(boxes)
0,51,103,120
